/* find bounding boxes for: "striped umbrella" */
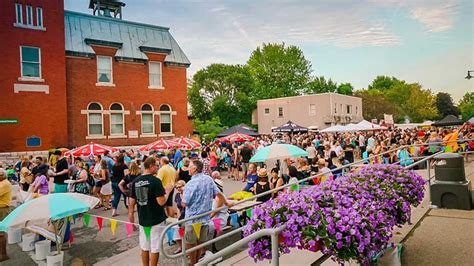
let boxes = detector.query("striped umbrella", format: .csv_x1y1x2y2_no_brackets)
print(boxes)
139,138,181,151
64,142,117,157
249,143,308,163
0,193,99,232
173,137,201,150
217,133,255,143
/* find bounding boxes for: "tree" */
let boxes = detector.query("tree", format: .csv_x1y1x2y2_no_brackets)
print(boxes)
459,92,474,120
305,76,338,94
368,76,401,91
337,83,354,95
247,43,312,99
353,90,401,121
193,117,223,143
187,64,255,127
435,92,459,118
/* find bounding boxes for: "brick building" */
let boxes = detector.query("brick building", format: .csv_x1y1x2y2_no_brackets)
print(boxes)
0,0,192,152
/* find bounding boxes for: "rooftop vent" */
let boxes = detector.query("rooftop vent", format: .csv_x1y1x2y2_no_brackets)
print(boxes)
89,0,126,19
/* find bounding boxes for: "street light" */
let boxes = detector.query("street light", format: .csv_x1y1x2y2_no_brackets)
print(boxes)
466,70,474,79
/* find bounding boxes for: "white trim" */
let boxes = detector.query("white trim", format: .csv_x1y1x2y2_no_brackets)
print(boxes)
36,7,43,28
139,134,157,138
86,135,107,140
141,112,155,135
159,133,175,137
148,86,165,90
13,23,46,31
109,103,125,136
15,3,22,24
148,61,162,88
18,77,44,82
14,84,49,94
96,56,113,85
108,134,128,139
20,46,42,79
26,5,33,25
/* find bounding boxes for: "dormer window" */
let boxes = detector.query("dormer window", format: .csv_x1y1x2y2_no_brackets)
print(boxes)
96,56,114,86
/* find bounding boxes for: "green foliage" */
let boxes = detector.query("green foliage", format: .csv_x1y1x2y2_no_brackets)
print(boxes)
368,76,401,91
306,76,338,94
193,117,223,143
353,90,401,122
188,64,255,127
247,43,312,99
337,83,354,95
435,92,459,118
459,92,474,120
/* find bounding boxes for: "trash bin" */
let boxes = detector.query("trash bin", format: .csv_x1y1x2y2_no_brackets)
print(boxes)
433,153,466,182
431,153,472,210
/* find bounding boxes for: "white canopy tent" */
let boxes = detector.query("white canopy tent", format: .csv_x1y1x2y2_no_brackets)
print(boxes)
357,120,387,130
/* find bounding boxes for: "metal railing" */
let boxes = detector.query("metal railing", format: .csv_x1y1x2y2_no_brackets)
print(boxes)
158,141,473,265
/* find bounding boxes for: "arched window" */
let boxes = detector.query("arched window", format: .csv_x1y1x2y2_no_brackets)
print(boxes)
87,102,103,136
159,104,172,134
109,103,124,135
141,104,154,134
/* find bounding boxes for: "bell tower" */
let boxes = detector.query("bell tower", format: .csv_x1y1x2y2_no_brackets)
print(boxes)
89,0,125,19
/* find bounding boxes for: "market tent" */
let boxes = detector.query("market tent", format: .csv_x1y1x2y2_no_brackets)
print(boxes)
217,124,259,137
357,120,387,130
272,121,308,133
320,125,347,133
432,115,463,127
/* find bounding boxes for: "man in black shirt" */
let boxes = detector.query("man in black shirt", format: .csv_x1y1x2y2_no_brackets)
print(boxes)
129,157,173,266
240,143,253,182
51,150,69,193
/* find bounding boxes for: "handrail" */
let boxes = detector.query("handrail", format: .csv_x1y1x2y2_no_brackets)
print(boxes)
197,226,286,266
158,142,473,264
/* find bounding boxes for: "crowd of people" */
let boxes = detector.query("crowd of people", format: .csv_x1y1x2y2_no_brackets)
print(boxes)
0,123,472,265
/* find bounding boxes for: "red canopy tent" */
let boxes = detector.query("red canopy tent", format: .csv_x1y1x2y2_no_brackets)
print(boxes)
139,138,181,151
64,142,118,157
217,133,255,143
173,137,201,150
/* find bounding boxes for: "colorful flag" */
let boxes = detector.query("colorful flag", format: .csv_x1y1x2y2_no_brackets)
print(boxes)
178,227,185,239
192,223,202,240
445,146,452,153
96,217,103,231
166,228,175,246
84,214,90,227
69,231,73,244
246,208,252,218
212,218,222,235
68,216,73,223
125,223,133,238
230,213,239,228
110,219,117,235
143,226,152,240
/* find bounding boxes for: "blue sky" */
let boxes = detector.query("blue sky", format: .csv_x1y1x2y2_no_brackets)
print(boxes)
65,0,473,101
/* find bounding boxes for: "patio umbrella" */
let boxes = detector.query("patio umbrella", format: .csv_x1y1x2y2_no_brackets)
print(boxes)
173,137,201,150
217,133,255,143
249,143,308,163
139,138,181,151
64,142,117,157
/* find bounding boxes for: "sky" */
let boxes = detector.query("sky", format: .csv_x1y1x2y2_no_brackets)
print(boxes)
65,0,473,101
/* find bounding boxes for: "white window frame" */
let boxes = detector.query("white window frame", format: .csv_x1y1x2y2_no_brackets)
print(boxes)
20,46,42,80
309,104,316,116
36,7,43,28
96,56,114,86
264,108,270,116
109,103,125,136
26,5,33,25
15,3,23,24
140,104,155,135
86,103,104,138
148,61,163,89
278,107,283,117
159,105,173,135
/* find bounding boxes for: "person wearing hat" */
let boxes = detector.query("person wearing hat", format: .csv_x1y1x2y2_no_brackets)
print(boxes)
253,168,272,202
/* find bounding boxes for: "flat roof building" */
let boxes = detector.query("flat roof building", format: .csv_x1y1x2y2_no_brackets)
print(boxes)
254,93,363,134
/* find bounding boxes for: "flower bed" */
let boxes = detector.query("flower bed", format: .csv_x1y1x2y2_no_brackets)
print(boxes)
243,165,425,265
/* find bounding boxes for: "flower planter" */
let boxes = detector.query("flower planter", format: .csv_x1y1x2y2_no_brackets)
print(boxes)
47,251,64,266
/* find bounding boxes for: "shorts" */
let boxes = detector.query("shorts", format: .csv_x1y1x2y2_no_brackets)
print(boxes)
241,163,249,173
54,184,68,193
139,222,165,253
165,189,174,207
185,224,209,244
95,180,102,187
100,182,112,195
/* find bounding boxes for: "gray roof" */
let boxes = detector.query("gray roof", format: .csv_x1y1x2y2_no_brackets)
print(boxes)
64,11,190,66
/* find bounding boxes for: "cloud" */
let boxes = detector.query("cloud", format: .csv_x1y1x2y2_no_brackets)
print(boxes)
409,0,459,32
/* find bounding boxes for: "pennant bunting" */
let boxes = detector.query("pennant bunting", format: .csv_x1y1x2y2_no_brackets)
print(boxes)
110,219,117,235
68,216,73,223
429,146,436,153
69,231,73,244
96,217,104,231
445,146,452,153
246,208,252,218
178,227,185,239
83,214,90,227
125,223,133,238
166,228,175,246
230,213,239,228
192,223,202,240
143,226,152,240
212,218,222,235
291,184,299,191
